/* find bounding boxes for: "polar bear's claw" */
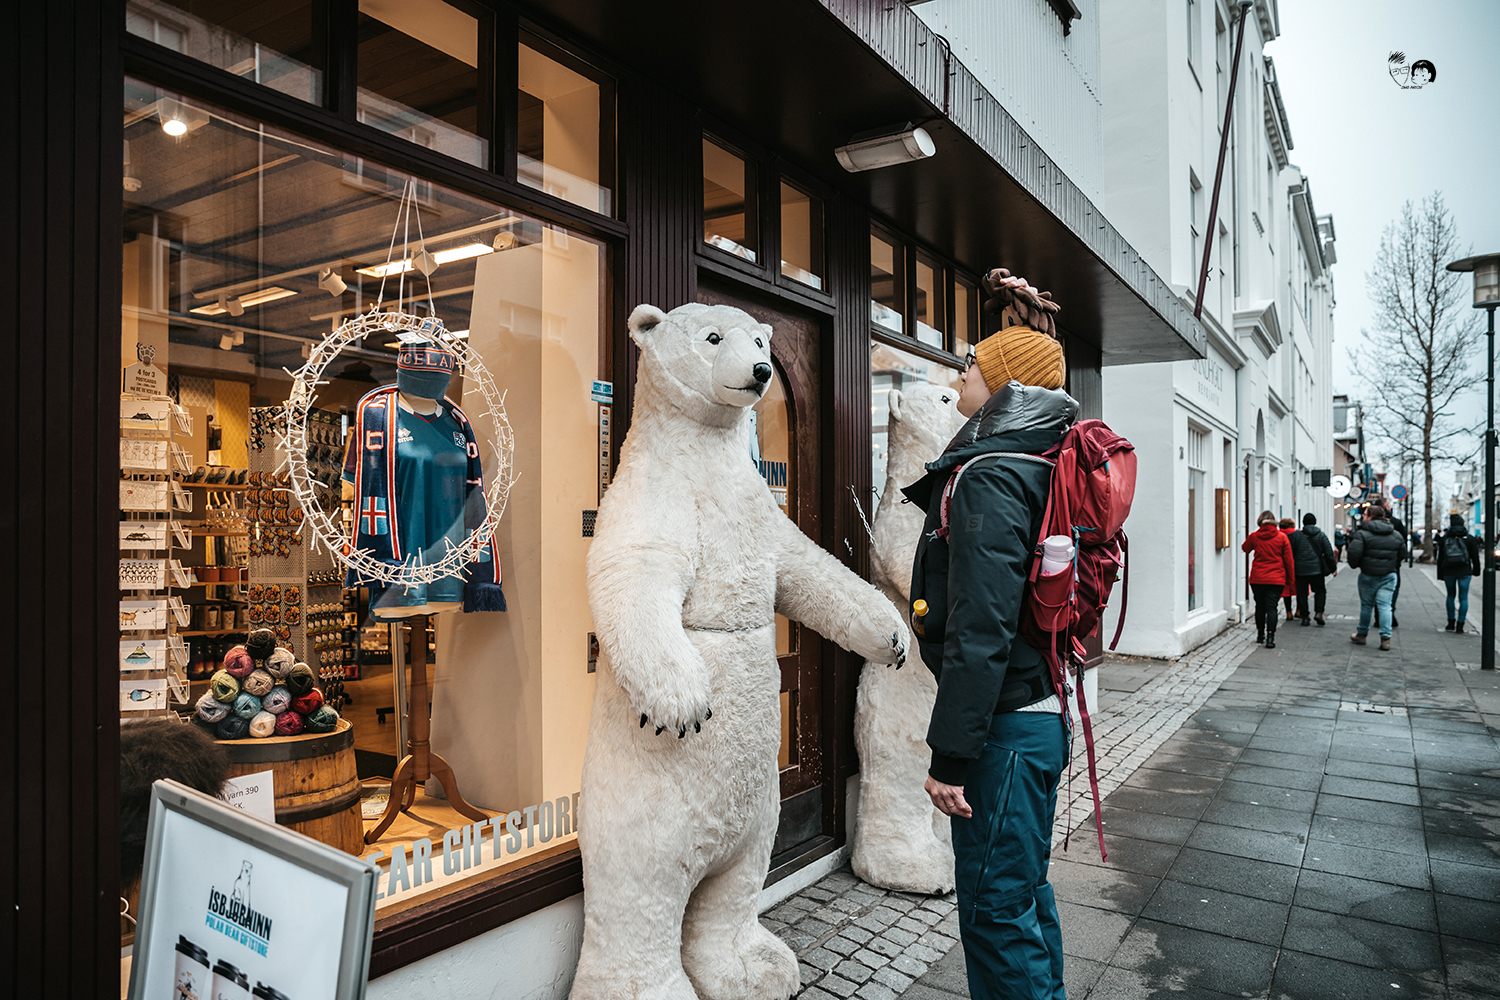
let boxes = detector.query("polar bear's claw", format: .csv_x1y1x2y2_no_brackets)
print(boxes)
892,631,907,669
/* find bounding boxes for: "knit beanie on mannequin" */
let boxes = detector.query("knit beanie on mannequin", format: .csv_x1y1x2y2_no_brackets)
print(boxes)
973,325,1066,391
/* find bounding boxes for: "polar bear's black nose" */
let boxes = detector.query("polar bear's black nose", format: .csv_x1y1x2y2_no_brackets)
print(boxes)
752,363,772,384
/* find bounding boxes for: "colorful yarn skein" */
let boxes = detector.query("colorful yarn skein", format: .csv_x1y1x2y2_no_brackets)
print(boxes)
289,688,323,715
222,645,256,680
243,668,274,697
286,663,316,697
265,647,296,681
232,691,262,719
303,705,340,733
245,628,277,660
273,710,304,737
261,686,292,715
210,670,240,704
215,715,250,740
248,711,277,738
195,691,229,723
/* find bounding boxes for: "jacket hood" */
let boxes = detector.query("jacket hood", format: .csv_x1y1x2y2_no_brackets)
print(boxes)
1361,520,1396,536
1302,525,1324,538
929,381,1079,473
1446,525,1469,536
1254,522,1280,536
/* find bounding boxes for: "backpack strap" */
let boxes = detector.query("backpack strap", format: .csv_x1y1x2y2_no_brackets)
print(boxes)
936,451,1055,540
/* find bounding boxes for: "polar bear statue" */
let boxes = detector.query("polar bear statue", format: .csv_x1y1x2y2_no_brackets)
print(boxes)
573,302,910,1000
852,383,967,894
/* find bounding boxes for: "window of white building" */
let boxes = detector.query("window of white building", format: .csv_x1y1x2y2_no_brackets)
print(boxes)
1188,425,1209,611
1187,0,1202,80
1189,170,1203,281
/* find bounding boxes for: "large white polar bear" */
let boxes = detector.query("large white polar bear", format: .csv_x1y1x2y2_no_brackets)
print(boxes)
573,302,910,1000
852,384,967,894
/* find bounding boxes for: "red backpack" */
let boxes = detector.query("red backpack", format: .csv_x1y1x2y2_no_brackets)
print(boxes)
939,419,1136,860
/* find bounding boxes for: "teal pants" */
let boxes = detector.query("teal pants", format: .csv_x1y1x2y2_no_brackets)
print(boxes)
951,709,1069,1000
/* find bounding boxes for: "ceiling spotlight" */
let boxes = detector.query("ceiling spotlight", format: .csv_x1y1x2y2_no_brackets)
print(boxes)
317,267,347,297
835,123,937,173
156,99,208,137
226,297,245,317
219,333,234,350
301,343,312,359
492,231,516,251
233,331,245,346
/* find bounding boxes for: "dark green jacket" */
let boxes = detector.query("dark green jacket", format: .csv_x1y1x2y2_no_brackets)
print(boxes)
903,382,1079,786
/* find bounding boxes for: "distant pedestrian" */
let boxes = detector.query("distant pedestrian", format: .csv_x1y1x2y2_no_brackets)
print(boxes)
1383,498,1406,627
1436,513,1482,633
1279,518,1298,620
1346,504,1407,650
1333,525,1346,563
1243,511,1295,648
1289,513,1337,626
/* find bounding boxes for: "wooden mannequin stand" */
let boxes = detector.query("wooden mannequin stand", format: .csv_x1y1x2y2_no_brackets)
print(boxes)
365,614,486,843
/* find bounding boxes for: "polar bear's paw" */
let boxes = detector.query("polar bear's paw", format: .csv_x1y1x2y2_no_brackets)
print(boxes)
629,663,714,739
685,922,799,1000
848,600,911,668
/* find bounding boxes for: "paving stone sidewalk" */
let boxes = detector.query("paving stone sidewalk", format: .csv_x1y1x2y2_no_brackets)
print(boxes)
766,616,1265,998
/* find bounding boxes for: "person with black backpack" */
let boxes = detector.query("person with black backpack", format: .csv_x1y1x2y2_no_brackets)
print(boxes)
1289,513,1338,625
1436,513,1482,632
905,321,1077,1000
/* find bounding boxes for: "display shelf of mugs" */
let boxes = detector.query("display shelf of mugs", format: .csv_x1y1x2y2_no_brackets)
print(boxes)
120,393,194,717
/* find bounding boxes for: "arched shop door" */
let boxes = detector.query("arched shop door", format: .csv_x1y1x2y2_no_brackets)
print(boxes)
696,281,828,859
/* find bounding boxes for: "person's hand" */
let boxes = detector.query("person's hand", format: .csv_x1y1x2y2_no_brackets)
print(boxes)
925,776,972,818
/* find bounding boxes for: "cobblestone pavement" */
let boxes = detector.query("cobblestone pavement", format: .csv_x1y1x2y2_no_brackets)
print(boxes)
766,620,1265,998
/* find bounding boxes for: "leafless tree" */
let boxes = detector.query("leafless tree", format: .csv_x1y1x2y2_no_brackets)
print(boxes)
1353,193,1483,559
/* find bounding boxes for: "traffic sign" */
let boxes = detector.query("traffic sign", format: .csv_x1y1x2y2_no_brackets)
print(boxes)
1347,485,1366,502
1391,484,1409,500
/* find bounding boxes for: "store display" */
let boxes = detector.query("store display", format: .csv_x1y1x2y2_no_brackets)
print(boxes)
273,711,303,737
195,638,342,742
262,687,291,715
232,692,262,719
242,669,273,697
210,671,239,704
195,692,230,724
223,646,255,679
286,662,316,697
215,715,250,740
570,303,907,999
265,647,295,680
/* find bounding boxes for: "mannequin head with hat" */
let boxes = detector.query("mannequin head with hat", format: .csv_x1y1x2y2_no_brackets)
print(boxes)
396,340,454,413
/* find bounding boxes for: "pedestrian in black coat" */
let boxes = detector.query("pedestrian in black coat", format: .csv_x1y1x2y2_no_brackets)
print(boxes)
1289,513,1337,625
1435,513,1482,632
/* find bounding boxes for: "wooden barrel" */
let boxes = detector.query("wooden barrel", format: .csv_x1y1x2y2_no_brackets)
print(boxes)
218,719,362,855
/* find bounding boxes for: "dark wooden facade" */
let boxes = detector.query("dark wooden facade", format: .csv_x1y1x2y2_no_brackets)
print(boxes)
1,2,1188,995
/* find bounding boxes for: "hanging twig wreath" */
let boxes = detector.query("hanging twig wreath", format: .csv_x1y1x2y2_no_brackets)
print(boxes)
278,180,514,588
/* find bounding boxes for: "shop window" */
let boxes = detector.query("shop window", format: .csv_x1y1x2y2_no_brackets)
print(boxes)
126,0,322,103
1187,426,1208,611
914,257,944,350
518,38,615,216
779,182,824,290
954,278,976,362
870,234,903,335
121,78,605,924
751,365,797,659
702,137,758,263
870,340,961,495
357,0,488,168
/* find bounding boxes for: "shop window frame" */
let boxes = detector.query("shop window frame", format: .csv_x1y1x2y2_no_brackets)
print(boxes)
867,219,981,374
119,13,631,978
514,26,618,216
699,131,762,271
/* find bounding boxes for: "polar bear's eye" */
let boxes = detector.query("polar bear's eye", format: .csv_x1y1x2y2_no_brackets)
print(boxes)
706,332,721,345
755,337,763,349
941,395,951,403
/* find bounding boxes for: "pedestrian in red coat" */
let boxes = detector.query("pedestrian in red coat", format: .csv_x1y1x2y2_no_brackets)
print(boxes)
1279,518,1298,620
1242,511,1295,647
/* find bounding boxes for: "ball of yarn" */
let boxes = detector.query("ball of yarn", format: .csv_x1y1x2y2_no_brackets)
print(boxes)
195,691,229,723
215,714,250,740
232,691,262,719
265,647,296,681
273,710,304,737
289,688,323,715
210,670,240,704
222,646,255,679
242,668,274,697
303,705,340,733
248,711,277,738
286,663,316,697
245,628,277,660
262,686,292,715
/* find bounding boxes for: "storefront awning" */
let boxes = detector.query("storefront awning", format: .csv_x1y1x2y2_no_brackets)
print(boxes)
532,0,1207,364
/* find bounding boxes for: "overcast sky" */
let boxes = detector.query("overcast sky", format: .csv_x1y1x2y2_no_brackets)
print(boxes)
1268,0,1500,496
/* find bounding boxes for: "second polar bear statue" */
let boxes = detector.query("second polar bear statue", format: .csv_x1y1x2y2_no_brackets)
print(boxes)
852,383,967,894
574,302,910,1000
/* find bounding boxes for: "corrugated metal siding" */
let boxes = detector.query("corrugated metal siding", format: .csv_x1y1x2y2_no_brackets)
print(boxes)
910,0,1103,201
821,0,1205,359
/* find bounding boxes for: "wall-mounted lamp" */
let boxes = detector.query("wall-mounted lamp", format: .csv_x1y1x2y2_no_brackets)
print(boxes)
835,123,936,173
317,267,347,297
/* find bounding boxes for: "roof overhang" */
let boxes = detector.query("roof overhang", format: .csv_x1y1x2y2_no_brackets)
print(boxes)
523,0,1205,365
1235,299,1283,359
1290,183,1325,279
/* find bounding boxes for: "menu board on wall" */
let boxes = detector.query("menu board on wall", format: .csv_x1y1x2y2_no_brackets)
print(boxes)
128,780,378,1000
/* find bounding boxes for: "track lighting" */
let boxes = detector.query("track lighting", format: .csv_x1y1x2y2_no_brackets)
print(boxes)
226,296,245,317
835,123,936,173
219,333,234,350
317,267,347,297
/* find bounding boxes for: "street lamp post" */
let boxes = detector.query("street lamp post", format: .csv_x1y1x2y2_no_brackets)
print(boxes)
1448,254,1500,670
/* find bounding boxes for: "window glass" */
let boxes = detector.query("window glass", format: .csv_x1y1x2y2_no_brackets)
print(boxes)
870,234,903,335
954,279,976,362
870,340,961,495
1188,427,1208,610
779,183,824,290
126,0,322,103
703,138,758,262
121,78,604,921
914,258,944,350
518,40,614,215
357,0,487,168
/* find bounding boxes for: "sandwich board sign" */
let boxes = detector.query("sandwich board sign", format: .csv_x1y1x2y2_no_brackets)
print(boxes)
127,779,379,1000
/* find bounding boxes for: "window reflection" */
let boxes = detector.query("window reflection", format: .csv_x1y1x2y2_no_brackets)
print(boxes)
870,235,903,334
126,0,322,102
915,258,943,350
779,183,824,290
870,340,961,493
357,0,487,168
954,280,976,362
703,138,758,263
518,40,613,215
752,366,797,659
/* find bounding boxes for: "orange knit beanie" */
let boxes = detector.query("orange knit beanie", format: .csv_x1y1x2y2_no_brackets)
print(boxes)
974,325,1066,391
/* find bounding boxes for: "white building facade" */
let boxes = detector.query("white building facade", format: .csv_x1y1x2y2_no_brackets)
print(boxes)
1090,0,1339,657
